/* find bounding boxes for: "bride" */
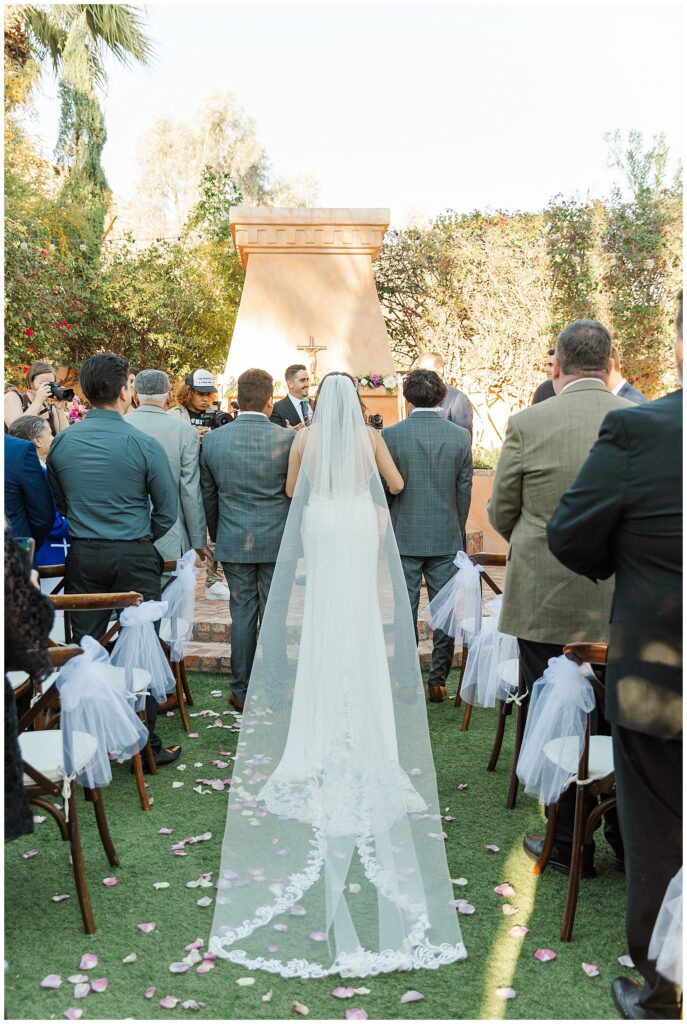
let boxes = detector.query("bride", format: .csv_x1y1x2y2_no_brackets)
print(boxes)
209,372,466,978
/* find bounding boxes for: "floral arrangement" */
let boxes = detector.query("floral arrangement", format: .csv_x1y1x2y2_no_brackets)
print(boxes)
67,400,89,424
356,374,398,392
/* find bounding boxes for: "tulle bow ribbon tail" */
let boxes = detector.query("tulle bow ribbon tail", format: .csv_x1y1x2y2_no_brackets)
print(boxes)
459,595,519,708
419,549,483,638
109,600,176,703
516,655,596,805
163,549,198,661
56,636,150,790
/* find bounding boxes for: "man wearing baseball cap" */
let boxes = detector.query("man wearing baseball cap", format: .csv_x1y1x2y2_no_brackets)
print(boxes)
169,368,230,601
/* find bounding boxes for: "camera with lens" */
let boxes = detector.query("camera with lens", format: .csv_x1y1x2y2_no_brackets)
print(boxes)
198,408,232,430
48,382,75,402
368,413,384,431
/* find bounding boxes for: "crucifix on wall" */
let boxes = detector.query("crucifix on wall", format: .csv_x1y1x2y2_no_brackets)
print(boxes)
297,336,327,378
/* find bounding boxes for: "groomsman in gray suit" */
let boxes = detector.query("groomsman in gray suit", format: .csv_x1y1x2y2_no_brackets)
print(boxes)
383,370,473,702
200,369,294,710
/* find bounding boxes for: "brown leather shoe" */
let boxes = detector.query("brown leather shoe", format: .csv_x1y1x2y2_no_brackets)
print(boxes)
428,685,446,703
229,693,245,712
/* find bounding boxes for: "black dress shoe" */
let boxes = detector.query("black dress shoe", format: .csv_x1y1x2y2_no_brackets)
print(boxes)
153,744,182,768
229,693,245,712
523,833,597,878
612,977,648,1020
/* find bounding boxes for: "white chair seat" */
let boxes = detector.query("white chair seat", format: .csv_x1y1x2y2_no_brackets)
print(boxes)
497,658,519,689
543,735,614,781
159,618,190,644
7,671,29,690
100,665,151,698
20,729,97,786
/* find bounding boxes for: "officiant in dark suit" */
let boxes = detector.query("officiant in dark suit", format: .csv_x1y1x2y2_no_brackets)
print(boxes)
547,295,683,1021
415,352,473,439
383,369,473,703
200,368,294,711
270,364,311,428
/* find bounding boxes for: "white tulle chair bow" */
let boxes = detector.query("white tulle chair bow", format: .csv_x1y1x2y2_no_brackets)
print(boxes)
648,867,683,986
160,549,198,662
459,596,519,708
109,600,176,705
420,550,483,638
56,636,149,791
516,655,596,805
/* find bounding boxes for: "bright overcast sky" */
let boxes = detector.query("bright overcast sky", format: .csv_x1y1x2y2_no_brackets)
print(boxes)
28,1,683,227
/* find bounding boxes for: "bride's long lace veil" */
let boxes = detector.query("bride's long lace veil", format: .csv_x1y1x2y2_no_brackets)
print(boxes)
209,374,466,977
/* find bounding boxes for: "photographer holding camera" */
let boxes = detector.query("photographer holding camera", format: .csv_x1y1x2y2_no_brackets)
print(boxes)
4,361,71,436
168,368,231,600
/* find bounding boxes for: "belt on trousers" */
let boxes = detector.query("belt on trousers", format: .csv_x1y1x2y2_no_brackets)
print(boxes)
70,536,153,544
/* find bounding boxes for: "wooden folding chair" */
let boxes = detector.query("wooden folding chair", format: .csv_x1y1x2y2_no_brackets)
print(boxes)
17,646,119,935
48,592,155,810
532,642,614,941
456,553,506,730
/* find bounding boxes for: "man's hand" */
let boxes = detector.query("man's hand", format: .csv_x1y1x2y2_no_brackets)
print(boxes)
197,426,210,440
195,546,212,562
30,569,40,590
287,421,305,432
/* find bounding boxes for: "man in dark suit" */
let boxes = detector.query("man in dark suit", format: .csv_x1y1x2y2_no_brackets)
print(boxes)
531,348,556,404
383,369,473,702
608,346,648,404
415,353,473,439
270,363,311,428
201,368,294,711
4,434,54,556
547,295,683,1021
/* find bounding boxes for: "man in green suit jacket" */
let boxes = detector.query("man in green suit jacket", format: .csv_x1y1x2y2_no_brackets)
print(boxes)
383,369,473,703
488,320,631,875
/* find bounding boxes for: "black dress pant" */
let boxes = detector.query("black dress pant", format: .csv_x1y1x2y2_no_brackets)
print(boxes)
613,724,682,1018
518,638,622,854
65,538,165,753
402,554,456,687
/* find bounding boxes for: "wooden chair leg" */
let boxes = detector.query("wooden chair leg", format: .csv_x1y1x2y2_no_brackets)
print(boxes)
506,678,528,809
137,709,158,775
84,787,120,864
179,659,193,707
487,700,511,772
30,797,69,840
453,643,469,707
131,751,151,811
174,662,192,733
460,701,473,732
534,801,559,875
66,788,96,934
561,784,587,942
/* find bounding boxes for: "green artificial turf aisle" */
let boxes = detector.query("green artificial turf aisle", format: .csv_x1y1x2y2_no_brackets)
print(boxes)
5,670,636,1020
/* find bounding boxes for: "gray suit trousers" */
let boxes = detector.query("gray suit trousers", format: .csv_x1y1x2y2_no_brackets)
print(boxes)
223,562,275,700
401,554,456,687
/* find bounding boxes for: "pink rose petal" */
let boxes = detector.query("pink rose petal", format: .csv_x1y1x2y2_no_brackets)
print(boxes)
331,986,356,998
73,983,90,999
169,962,189,974
495,987,517,1000
618,954,635,968
91,978,108,993
79,954,98,970
159,995,180,1009
501,904,518,916
197,896,213,907
262,990,273,1002
292,1001,309,1016
509,925,529,938
485,844,500,853
22,850,39,859
41,974,62,989
345,1011,369,1020
267,945,279,953
274,923,289,933
582,962,600,978
158,828,173,835
187,732,200,738
52,894,70,902
400,990,424,1004
144,987,156,998
309,930,328,941
534,948,557,962
64,1010,83,1020
444,815,457,822
122,953,137,963
196,962,214,974
137,922,157,933
102,876,118,887
457,783,469,790
68,975,88,984
458,902,475,915
494,883,516,898
186,938,205,951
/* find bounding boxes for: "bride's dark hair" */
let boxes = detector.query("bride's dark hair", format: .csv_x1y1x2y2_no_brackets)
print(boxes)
315,371,366,417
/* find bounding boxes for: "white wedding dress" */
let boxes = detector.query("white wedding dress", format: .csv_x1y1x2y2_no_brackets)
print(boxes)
209,374,466,978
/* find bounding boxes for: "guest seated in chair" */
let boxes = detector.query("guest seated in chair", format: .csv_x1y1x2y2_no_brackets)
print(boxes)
8,415,70,567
